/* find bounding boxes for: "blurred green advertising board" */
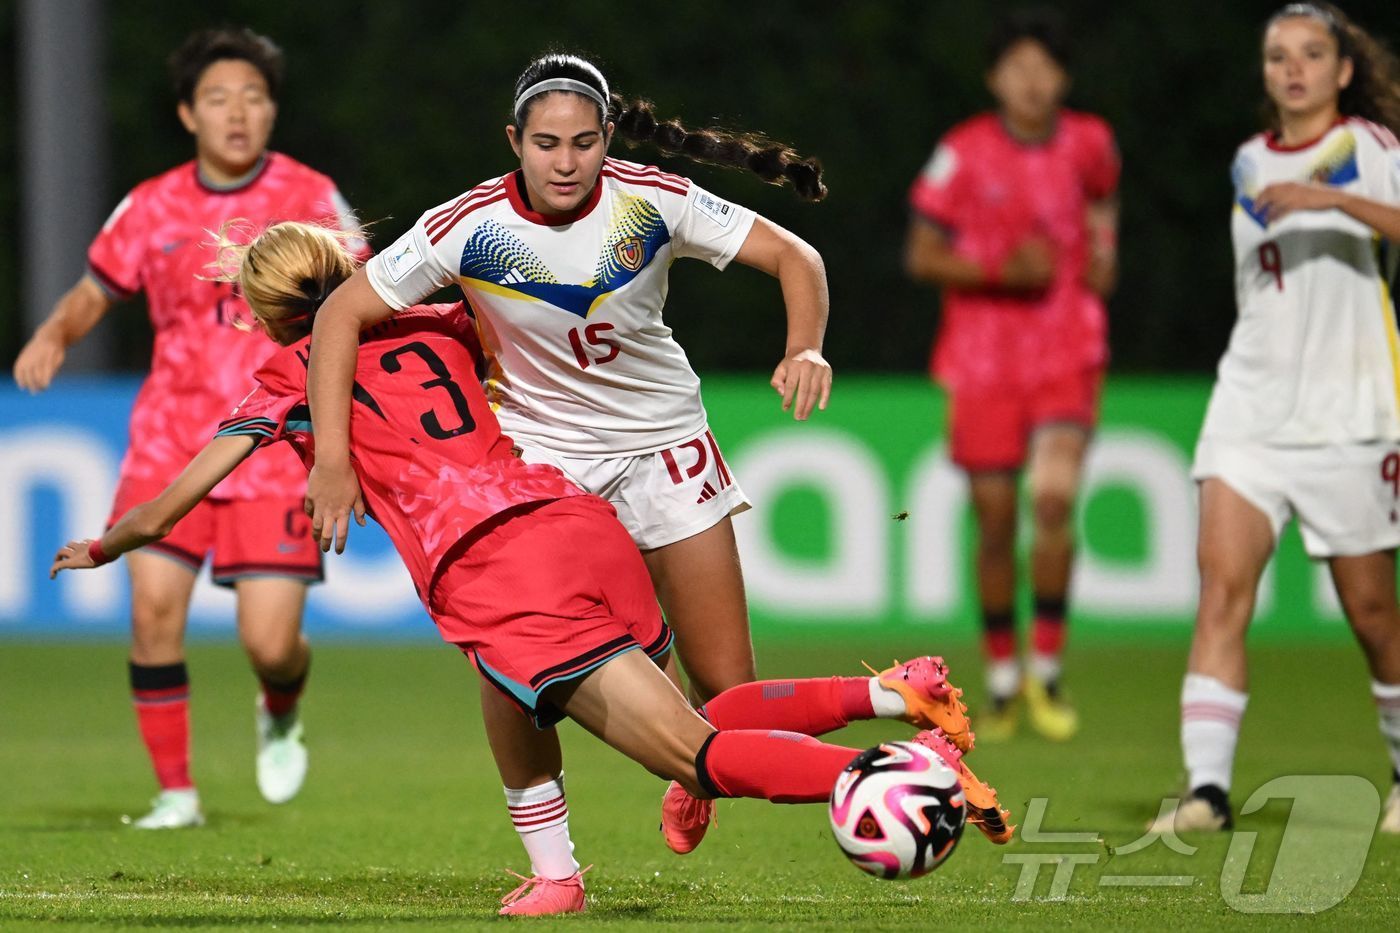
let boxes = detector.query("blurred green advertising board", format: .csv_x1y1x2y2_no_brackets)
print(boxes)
703,375,1357,642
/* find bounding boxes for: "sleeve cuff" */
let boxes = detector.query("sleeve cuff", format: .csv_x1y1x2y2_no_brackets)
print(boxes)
709,209,758,271
86,263,135,301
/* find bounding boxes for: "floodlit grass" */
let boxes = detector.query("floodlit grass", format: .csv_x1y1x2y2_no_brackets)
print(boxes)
2,638,1396,930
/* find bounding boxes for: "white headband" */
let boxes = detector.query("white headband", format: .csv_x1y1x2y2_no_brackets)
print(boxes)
513,77,609,121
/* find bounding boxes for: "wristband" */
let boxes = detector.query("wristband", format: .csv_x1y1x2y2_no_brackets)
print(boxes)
87,539,113,567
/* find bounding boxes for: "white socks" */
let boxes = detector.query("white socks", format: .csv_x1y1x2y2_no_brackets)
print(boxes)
1372,681,1400,778
868,678,908,718
987,660,1021,702
504,773,579,880
1029,652,1061,686
1180,673,1247,792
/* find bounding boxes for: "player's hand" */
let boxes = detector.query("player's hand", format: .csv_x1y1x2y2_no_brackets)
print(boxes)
771,348,832,421
50,539,97,578
305,461,366,554
1254,181,1342,223
13,331,66,394
999,238,1056,290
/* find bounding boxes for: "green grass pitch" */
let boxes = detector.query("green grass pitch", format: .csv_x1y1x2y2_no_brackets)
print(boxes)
2,638,1398,930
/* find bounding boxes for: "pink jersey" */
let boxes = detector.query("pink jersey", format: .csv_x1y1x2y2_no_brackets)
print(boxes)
89,152,362,500
216,304,586,602
909,110,1119,390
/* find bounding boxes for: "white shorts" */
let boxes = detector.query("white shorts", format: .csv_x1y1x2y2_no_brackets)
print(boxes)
514,426,750,550
1192,437,1400,558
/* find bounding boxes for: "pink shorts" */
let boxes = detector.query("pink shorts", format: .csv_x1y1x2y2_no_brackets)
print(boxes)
108,479,323,586
948,367,1103,472
430,496,672,727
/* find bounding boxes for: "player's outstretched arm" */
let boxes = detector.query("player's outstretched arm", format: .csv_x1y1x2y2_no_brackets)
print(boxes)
305,269,391,553
14,277,113,394
49,434,256,577
731,216,832,421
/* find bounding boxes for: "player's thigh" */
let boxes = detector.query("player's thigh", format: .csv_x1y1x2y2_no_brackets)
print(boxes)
126,550,199,662
1194,477,1276,612
232,576,309,666
642,516,756,701
548,648,714,791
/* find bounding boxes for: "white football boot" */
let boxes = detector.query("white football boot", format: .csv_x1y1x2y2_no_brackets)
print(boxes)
130,788,204,829
255,695,308,804
1381,784,1400,834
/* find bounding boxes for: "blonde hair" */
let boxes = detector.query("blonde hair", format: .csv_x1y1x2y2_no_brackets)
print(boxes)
212,221,362,344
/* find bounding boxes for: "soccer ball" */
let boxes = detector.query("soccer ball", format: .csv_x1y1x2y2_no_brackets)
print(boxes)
829,740,966,879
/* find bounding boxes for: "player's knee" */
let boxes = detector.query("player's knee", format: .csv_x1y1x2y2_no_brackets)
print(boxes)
1342,592,1399,640
1031,487,1074,533
129,600,186,655
1195,574,1255,633
241,629,301,677
976,520,1017,556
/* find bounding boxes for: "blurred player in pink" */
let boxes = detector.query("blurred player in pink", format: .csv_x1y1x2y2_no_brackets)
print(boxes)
904,9,1120,741
48,221,1013,914
12,28,362,828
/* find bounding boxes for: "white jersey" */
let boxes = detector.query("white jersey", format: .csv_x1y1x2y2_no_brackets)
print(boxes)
366,158,756,457
1201,118,1400,445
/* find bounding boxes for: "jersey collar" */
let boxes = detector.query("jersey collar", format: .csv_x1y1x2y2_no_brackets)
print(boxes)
1265,116,1345,152
195,152,272,194
506,170,604,226
997,112,1060,148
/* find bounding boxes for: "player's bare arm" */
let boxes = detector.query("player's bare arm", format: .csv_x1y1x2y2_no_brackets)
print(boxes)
1255,181,1400,240
50,434,256,577
731,216,832,421
903,218,984,289
903,217,1054,291
1084,196,1120,297
305,269,388,553
13,276,113,393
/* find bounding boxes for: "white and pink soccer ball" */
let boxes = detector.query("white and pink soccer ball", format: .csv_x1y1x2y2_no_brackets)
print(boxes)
828,740,966,879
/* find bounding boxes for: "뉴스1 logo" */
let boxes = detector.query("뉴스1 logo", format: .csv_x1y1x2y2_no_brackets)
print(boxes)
385,236,424,283
693,191,734,227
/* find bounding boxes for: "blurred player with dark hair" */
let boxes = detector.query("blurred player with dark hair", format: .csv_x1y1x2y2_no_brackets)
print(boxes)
904,8,1120,741
1150,2,1400,834
12,27,362,828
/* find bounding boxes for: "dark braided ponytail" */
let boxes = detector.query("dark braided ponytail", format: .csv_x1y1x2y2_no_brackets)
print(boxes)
609,94,827,202
512,53,827,202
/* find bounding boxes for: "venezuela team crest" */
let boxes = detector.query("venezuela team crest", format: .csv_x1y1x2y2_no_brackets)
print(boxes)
615,236,645,272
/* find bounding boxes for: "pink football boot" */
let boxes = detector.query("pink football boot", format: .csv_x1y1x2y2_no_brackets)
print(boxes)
911,728,1014,844
660,780,714,854
497,867,588,916
868,656,975,752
